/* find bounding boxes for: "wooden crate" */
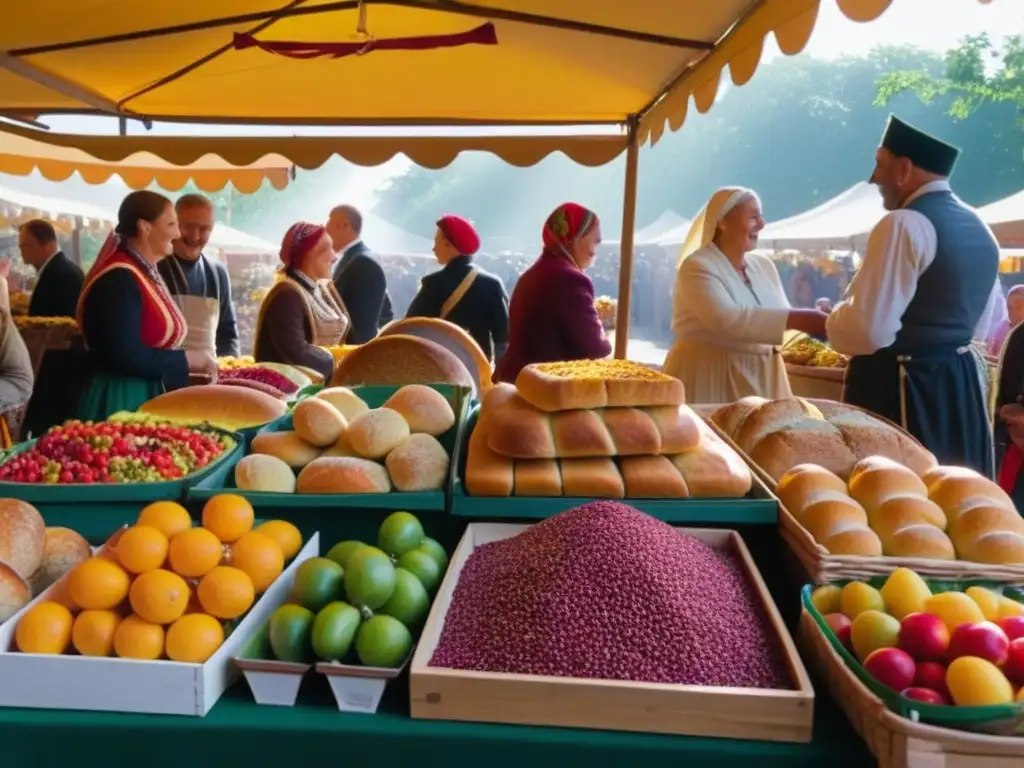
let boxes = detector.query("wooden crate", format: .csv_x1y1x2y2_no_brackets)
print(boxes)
799,609,1024,768
409,522,815,742
786,364,845,401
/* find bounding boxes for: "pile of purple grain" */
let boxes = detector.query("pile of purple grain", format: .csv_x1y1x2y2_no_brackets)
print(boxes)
430,501,791,688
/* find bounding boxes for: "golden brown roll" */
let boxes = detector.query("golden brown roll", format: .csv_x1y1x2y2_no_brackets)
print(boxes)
777,464,849,514
464,421,513,497
315,386,370,422
29,527,91,596
820,527,883,557
346,408,411,459
234,454,296,493
869,495,948,544
0,562,30,622
251,430,322,469
848,458,928,513
947,503,1024,551
385,434,450,492
928,467,1016,516
885,525,956,560
296,456,391,494
513,459,562,496
291,396,347,448
959,531,1024,565
383,384,456,437
619,455,689,498
560,458,625,499
0,499,46,581
799,497,869,542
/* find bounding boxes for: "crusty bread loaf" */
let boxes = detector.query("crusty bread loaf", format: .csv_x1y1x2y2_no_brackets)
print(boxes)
885,525,956,560
848,458,928,513
383,385,456,437
291,397,347,448
799,497,869,541
28,527,91,596
251,430,322,468
0,561,30,622
733,398,822,454
561,458,625,498
234,454,297,493
670,435,752,498
347,408,411,459
464,421,513,497
830,411,937,476
515,359,684,412
960,531,1024,565
315,387,370,422
821,528,884,557
296,456,391,494
777,464,850,515
0,499,45,581
619,455,689,498
869,496,948,543
140,384,287,431
331,334,474,390
385,434,450,492
947,503,1024,556
379,317,493,396
513,459,562,497
482,383,701,459
711,396,767,437
749,421,857,481
927,467,1016,516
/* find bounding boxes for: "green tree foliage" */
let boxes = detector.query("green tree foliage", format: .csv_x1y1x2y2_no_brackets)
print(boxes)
373,45,1024,240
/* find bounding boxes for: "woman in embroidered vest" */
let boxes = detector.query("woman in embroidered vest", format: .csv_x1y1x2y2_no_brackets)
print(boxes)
77,191,217,421
494,203,611,384
254,222,350,382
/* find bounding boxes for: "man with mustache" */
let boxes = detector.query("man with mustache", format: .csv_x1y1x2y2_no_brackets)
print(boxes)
157,194,240,360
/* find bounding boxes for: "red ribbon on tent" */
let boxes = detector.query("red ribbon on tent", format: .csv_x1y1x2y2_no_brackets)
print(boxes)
233,22,497,59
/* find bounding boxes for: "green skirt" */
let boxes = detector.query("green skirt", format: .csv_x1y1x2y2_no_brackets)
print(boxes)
77,371,165,422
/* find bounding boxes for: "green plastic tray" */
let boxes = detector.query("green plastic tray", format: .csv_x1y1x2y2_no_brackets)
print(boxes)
187,384,471,512
802,578,1024,735
448,408,778,523
0,426,242,504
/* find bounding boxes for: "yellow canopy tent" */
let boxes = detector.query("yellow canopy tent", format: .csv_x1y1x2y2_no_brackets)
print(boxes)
0,0,996,354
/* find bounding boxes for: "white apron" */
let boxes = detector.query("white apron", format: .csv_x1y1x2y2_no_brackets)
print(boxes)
165,256,220,358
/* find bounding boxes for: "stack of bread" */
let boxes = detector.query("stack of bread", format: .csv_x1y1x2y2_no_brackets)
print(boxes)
1,500,91,622
711,396,936,481
235,384,456,495
465,360,752,498
777,457,1024,565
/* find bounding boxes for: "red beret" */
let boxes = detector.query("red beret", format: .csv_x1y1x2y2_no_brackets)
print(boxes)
437,214,480,256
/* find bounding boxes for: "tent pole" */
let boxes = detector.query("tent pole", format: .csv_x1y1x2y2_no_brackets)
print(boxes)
614,116,640,359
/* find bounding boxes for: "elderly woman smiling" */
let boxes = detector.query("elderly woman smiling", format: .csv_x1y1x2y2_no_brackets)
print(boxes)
663,187,828,403
254,221,351,382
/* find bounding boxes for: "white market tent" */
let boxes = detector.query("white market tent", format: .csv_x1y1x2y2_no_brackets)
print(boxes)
979,190,1024,247
652,218,695,248
207,224,277,255
757,182,885,252
603,209,689,247
0,181,115,232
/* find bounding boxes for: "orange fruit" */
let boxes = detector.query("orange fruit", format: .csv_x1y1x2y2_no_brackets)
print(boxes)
72,609,121,657
113,614,165,660
167,527,223,578
137,501,193,539
116,525,169,574
16,600,73,654
202,495,254,543
197,566,255,620
165,613,225,663
255,520,302,560
129,569,190,625
67,556,130,610
229,532,284,593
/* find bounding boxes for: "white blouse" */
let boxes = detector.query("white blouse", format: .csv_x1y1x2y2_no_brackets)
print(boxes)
671,244,791,355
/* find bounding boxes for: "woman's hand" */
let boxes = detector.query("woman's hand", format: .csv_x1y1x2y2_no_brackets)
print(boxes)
786,308,829,339
185,350,218,383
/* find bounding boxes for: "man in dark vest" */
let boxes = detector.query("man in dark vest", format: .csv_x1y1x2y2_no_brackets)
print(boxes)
826,114,1000,477
328,204,393,343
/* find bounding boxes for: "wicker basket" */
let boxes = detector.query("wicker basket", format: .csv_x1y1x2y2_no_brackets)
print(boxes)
799,609,1024,768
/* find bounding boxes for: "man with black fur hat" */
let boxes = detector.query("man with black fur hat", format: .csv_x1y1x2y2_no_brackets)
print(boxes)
825,114,1001,477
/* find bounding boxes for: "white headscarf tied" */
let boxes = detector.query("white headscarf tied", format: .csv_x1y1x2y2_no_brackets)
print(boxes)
677,186,760,267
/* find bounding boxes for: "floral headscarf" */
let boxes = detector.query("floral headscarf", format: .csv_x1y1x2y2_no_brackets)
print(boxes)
542,203,598,263
280,222,328,270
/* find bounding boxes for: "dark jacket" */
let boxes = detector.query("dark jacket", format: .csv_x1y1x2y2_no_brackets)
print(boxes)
995,322,1024,509
157,253,241,357
495,250,611,383
406,256,509,362
28,251,84,319
332,242,393,344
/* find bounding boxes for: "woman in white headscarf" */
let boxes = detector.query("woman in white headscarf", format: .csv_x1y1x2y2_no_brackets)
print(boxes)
663,187,828,403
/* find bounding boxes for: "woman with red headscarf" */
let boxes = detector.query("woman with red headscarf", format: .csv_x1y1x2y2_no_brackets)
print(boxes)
494,203,611,383
254,222,351,382
77,190,218,420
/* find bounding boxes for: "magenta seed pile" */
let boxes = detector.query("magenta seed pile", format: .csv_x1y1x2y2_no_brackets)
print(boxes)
431,501,791,688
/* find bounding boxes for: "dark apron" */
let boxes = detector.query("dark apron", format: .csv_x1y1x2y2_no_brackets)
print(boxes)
843,342,994,479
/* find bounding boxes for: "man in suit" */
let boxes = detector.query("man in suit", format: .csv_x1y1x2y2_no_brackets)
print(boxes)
19,219,84,318
327,205,393,344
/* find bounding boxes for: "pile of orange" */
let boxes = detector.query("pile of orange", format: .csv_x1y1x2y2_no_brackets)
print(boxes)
14,495,303,663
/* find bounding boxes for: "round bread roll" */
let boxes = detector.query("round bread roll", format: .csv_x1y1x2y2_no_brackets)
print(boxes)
315,387,370,422
384,434,450,492
379,317,494,396
849,460,927,513
0,499,45,580
140,384,288,431
947,503,1024,551
331,334,474,391
885,525,956,560
799,497,868,542
869,495,948,544
296,456,392,494
777,464,849,514
251,430,323,468
347,408,411,459
383,385,456,436
29,527,91,595
820,527,883,557
291,397,347,447
234,454,296,493
928,469,1015,516
960,531,1024,565
0,561,30,622
323,431,358,458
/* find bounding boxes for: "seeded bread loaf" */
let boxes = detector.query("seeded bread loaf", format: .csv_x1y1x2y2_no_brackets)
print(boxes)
482,383,701,459
331,334,474,391
515,359,685,412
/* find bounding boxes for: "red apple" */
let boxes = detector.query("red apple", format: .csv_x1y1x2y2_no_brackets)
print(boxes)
824,613,853,652
864,647,917,692
898,612,950,662
900,687,951,705
947,621,1010,666
999,616,1024,642
913,661,949,695
1003,638,1024,686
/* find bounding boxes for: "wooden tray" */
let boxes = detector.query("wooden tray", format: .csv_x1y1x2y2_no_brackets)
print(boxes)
786,364,845,401
409,522,815,743
799,609,1024,768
